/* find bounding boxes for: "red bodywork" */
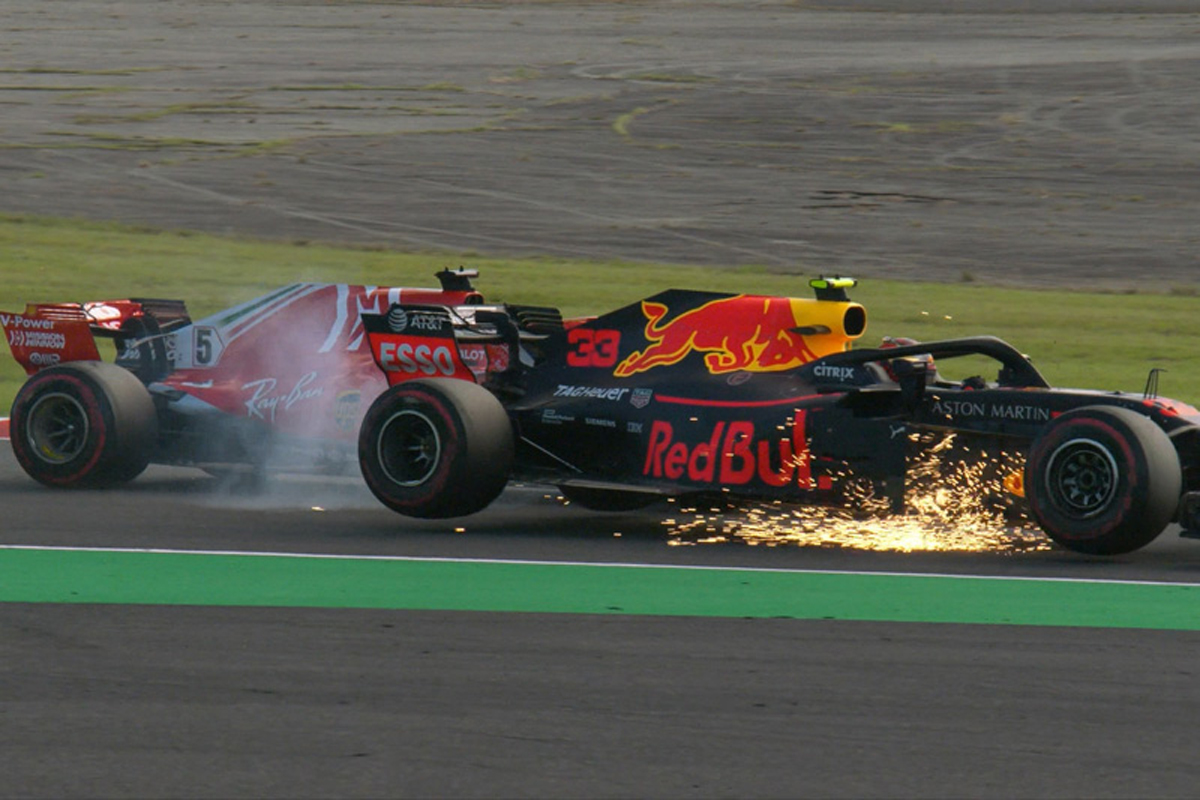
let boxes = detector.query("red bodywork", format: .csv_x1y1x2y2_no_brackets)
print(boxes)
2,280,509,445
2,304,102,374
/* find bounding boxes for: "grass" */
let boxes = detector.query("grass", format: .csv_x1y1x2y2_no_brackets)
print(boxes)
2,213,1199,413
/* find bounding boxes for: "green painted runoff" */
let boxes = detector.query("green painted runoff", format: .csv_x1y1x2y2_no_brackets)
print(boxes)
2,547,1200,630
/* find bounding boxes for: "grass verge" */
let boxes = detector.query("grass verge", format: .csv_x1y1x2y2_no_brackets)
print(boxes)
2,213,1198,414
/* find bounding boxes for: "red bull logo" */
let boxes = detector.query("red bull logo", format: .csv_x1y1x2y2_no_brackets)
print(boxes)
614,295,821,377
642,412,813,489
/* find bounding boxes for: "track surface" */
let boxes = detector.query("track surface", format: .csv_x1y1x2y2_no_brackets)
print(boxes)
5,1,1200,798
6,451,1200,798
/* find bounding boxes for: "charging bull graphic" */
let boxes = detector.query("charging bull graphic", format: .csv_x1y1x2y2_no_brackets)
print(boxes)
615,295,824,377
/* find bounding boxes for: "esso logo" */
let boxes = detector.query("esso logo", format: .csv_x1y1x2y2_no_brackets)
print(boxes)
378,341,457,376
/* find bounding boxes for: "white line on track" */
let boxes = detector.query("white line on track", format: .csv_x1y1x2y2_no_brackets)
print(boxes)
3,544,1199,588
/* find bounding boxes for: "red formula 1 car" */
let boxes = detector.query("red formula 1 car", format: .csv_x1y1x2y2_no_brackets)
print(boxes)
5,270,1200,555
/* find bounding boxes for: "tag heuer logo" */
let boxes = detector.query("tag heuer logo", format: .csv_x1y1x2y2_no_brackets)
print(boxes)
387,307,409,332
630,388,653,409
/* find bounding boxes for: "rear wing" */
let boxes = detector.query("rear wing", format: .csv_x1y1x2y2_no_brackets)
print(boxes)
1,305,101,375
1,297,191,376
361,305,477,385
360,301,533,386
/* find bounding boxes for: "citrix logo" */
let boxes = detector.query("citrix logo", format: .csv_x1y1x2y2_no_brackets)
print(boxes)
812,363,855,381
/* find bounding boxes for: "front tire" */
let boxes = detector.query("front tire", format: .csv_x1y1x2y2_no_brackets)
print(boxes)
10,361,158,488
1025,406,1181,555
358,379,514,518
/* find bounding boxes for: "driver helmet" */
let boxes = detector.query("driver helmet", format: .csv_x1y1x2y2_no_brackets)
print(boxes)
879,336,936,381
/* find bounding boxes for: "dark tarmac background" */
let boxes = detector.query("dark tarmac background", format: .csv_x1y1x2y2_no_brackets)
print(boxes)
4,2,1200,798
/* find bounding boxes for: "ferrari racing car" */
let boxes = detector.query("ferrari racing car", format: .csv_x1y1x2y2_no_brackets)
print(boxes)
5,270,1200,556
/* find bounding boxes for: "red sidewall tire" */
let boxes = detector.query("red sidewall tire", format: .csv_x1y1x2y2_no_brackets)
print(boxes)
1025,406,1180,555
358,379,513,519
10,362,157,488
361,387,462,515
11,372,108,485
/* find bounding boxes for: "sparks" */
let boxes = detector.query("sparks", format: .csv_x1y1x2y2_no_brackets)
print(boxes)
665,433,1049,554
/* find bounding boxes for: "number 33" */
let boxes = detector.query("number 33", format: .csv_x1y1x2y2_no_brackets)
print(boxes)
567,328,620,367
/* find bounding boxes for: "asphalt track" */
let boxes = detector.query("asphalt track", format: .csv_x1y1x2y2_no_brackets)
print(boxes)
5,1,1200,798
6,438,1200,798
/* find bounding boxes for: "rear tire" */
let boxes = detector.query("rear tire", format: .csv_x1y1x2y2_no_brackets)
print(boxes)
10,361,158,488
358,379,513,518
1025,406,1180,555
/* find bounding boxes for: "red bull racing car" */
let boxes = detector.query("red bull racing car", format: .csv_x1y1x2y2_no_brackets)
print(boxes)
5,270,1200,555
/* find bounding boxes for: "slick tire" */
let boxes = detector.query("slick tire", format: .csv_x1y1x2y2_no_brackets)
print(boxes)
10,361,158,488
559,485,657,512
358,378,514,519
1025,406,1181,555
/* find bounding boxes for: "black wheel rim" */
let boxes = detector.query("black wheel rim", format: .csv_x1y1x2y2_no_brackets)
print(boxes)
377,410,441,487
26,392,90,464
1044,437,1119,518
